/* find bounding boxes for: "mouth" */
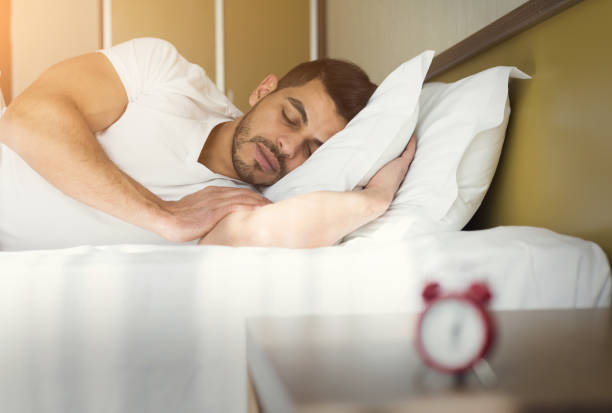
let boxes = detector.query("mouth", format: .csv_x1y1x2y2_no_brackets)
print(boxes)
255,143,280,173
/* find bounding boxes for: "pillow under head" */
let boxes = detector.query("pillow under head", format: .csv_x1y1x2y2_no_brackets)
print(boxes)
343,66,530,244
262,50,435,202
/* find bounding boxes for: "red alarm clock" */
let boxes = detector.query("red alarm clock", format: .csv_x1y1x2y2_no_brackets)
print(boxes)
415,282,495,374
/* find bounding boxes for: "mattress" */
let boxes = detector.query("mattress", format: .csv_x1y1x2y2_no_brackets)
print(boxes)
0,226,609,412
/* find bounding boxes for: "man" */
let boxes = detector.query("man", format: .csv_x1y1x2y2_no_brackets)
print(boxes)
0,38,415,250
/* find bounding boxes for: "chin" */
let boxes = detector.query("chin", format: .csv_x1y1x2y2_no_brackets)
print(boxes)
232,149,283,187
252,174,281,187
235,164,278,187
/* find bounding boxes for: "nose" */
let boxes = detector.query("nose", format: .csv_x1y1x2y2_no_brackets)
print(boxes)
277,134,304,159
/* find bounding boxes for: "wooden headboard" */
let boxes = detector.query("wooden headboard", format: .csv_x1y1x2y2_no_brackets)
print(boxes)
427,0,612,260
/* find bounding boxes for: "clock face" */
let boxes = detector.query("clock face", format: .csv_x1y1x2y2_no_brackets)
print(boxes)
419,298,486,370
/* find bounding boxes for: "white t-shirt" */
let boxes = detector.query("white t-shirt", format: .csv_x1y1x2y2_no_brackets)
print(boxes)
0,38,252,251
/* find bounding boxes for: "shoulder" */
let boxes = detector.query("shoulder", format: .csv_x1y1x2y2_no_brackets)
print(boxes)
98,37,191,99
101,37,180,60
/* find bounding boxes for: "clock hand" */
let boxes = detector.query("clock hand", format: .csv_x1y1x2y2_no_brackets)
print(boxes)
451,306,465,345
451,322,462,341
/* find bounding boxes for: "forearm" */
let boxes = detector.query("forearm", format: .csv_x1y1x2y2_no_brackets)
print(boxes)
200,137,417,249
0,92,169,235
199,189,388,248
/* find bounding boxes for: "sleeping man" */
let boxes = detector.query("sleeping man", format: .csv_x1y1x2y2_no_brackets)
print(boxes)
0,38,415,250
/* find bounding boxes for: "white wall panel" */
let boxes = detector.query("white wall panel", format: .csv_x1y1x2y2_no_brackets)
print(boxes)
11,0,100,97
327,0,527,83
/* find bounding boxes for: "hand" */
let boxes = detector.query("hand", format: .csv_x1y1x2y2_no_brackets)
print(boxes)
156,186,272,242
364,133,416,210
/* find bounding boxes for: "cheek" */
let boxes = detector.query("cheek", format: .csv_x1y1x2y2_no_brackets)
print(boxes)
283,155,306,174
242,148,255,166
246,106,278,135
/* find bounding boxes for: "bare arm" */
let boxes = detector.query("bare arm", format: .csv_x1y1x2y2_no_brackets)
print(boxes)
199,137,416,248
0,53,269,242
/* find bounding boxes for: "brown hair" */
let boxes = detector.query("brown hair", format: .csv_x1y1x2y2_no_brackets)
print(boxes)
276,58,377,122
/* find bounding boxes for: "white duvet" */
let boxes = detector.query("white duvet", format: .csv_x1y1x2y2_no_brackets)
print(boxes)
0,226,610,412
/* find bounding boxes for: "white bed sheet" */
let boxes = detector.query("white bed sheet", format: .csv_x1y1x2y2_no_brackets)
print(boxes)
0,226,609,412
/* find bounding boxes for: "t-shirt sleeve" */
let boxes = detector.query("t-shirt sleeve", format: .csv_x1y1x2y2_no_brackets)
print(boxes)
98,37,197,101
98,38,242,118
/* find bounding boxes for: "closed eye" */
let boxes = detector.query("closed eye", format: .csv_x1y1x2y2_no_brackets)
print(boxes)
304,145,312,158
304,142,319,158
282,109,297,127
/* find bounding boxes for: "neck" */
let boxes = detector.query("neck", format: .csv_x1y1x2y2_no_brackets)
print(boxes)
198,117,241,179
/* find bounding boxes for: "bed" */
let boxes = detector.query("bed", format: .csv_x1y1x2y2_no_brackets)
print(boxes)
0,1,611,412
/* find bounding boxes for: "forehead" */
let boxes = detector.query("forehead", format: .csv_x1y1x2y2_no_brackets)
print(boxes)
277,79,347,141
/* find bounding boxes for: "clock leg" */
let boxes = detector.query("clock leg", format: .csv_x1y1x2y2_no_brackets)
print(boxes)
473,359,498,388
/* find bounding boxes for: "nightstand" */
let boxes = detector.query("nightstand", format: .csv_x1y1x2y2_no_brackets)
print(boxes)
247,309,612,412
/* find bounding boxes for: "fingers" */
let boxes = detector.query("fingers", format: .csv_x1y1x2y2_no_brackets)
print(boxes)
188,186,272,207
215,194,270,209
201,186,271,203
226,203,256,213
208,203,256,224
161,186,272,242
219,191,272,207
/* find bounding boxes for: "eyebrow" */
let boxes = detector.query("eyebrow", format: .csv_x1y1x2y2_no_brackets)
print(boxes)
288,97,308,126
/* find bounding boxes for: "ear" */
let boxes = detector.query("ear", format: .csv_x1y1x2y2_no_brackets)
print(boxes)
248,74,279,107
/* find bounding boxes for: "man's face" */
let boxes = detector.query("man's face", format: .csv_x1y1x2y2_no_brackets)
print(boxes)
231,78,347,186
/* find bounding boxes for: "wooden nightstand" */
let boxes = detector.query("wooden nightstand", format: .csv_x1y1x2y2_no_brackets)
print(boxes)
247,309,612,412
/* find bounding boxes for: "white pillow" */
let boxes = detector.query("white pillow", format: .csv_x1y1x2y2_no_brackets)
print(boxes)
262,50,435,202
344,66,529,244
440,98,510,228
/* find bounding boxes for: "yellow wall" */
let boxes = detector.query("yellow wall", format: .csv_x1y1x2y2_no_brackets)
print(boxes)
11,0,100,98
224,0,310,112
112,0,216,82
111,0,310,112
432,0,612,259
327,0,527,83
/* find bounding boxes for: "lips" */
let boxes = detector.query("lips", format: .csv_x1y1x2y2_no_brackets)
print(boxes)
255,143,280,173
